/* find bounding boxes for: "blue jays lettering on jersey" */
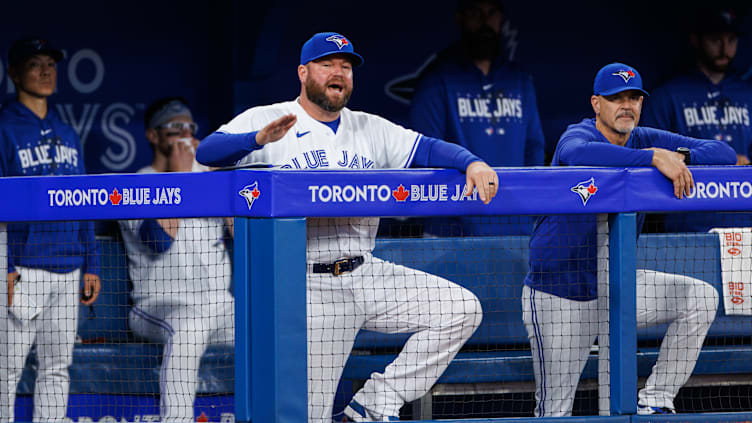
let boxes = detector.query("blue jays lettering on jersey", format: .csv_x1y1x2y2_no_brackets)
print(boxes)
410,45,545,167
641,70,752,231
0,100,99,275
642,71,752,158
525,119,735,301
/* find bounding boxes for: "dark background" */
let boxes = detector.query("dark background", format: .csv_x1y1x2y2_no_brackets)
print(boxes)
2,0,750,173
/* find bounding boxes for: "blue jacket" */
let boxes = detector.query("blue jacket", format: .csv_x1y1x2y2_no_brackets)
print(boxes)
641,70,752,231
0,100,99,275
524,118,735,301
409,44,544,167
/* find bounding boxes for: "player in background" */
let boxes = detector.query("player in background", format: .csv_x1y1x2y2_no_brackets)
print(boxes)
523,63,735,416
197,32,498,422
641,6,752,231
409,0,544,236
0,37,101,422
119,98,234,422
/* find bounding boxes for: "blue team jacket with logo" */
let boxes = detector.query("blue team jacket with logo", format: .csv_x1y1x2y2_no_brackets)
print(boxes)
409,46,544,166
641,70,752,231
524,119,735,301
0,100,99,275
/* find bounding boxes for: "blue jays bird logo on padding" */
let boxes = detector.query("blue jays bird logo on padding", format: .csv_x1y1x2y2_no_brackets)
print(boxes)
571,177,598,205
326,35,349,49
612,69,635,83
239,182,261,210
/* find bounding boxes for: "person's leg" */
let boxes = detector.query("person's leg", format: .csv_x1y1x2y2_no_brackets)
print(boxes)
0,267,37,423
307,271,362,423
349,257,483,420
131,302,209,422
32,268,80,422
636,269,718,410
522,286,599,417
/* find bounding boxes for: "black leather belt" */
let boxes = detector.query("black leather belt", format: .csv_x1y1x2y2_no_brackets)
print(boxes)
312,256,364,276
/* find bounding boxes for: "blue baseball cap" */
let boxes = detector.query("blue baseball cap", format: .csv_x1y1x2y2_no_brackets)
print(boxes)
300,32,364,67
8,36,63,68
593,63,649,97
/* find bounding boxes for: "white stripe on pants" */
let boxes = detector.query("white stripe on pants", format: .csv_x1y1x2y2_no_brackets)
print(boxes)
128,293,235,423
522,269,718,417
0,266,80,423
307,255,482,422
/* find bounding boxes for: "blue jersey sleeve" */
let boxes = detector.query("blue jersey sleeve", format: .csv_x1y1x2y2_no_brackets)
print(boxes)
410,135,480,171
524,77,545,166
557,128,654,166
196,131,261,167
637,127,736,165
79,221,100,276
409,72,450,141
138,219,175,254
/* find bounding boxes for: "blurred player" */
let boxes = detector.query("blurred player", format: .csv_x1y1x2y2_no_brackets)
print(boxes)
0,37,101,422
197,32,498,422
523,63,735,416
119,98,234,422
642,6,752,231
410,0,544,236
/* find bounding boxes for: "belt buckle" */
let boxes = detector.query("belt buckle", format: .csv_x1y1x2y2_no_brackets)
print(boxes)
332,259,348,276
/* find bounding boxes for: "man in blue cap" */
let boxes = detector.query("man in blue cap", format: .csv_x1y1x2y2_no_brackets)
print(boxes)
197,32,499,422
521,63,735,416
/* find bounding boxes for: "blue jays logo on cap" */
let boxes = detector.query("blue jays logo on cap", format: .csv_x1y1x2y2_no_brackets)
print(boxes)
593,62,649,97
300,32,364,66
326,35,349,49
612,69,635,83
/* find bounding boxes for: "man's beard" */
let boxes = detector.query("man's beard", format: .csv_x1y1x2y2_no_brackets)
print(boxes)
462,26,501,61
701,53,732,74
306,78,351,113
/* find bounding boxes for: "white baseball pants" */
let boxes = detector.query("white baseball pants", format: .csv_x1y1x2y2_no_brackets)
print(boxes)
307,255,483,422
129,293,235,423
522,269,718,416
0,266,80,422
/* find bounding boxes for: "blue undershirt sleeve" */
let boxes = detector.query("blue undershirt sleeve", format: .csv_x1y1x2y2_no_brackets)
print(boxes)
558,136,654,166
196,131,262,167
139,219,175,254
410,135,481,171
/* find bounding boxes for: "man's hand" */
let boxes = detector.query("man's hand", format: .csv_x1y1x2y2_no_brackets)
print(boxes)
256,114,297,146
737,154,750,166
81,273,101,305
646,147,694,199
465,161,499,204
167,139,195,172
7,271,18,306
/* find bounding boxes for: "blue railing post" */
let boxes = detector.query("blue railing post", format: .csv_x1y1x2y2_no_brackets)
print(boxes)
608,213,637,415
234,217,252,422
248,218,308,422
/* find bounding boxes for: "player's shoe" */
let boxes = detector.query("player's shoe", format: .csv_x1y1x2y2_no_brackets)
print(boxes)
637,404,676,415
332,399,400,421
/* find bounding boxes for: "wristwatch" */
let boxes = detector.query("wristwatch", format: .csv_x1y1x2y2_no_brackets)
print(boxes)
676,147,691,165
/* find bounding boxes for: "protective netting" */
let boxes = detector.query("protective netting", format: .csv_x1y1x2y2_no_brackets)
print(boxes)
1,218,234,422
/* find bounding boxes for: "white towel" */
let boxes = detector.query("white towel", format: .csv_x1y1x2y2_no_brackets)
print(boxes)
710,227,752,315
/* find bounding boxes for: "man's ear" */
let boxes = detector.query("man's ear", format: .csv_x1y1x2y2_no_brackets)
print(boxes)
145,128,159,147
689,33,699,50
298,64,307,84
591,95,600,116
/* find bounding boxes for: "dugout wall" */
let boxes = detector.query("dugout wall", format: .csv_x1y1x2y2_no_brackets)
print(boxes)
1,167,751,422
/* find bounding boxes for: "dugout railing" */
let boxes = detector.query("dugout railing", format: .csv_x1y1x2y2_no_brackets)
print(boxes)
1,167,752,423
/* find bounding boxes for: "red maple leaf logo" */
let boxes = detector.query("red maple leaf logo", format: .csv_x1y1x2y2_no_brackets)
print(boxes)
627,70,635,77
109,188,122,205
392,185,409,201
587,184,597,194
196,412,209,422
251,187,260,198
